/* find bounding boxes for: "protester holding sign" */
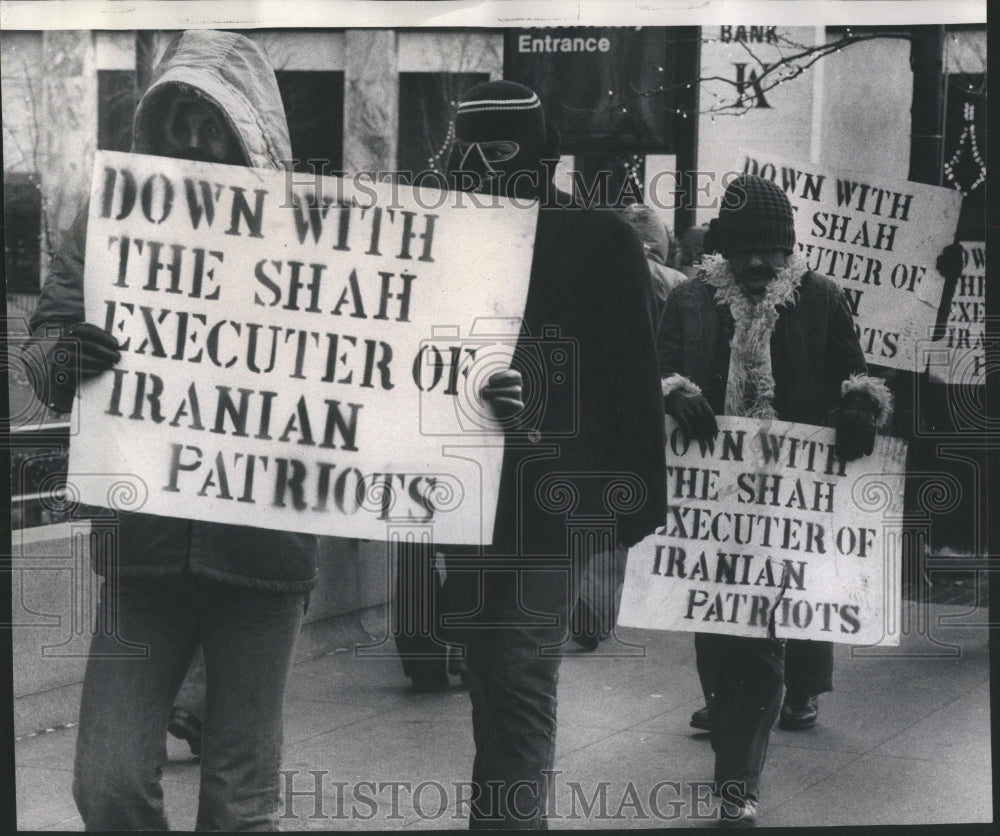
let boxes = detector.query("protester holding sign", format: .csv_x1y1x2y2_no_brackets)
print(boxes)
20,30,319,830
440,80,667,828
22,30,520,831
657,174,893,826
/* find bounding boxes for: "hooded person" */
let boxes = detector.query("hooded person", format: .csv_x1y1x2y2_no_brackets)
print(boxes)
657,174,893,826
22,31,319,831
438,80,667,828
619,203,688,328
678,222,712,278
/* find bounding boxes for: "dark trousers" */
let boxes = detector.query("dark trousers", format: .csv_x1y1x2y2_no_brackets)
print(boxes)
174,645,207,720
393,541,450,680
574,544,629,639
695,633,785,801
442,552,577,829
784,639,834,696
72,575,305,831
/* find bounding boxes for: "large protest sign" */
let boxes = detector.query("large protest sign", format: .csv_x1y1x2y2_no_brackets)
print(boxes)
618,416,908,646
738,150,963,373
927,241,986,386
69,151,538,543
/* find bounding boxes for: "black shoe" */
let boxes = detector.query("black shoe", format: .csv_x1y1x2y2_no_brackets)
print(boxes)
571,600,602,651
690,705,710,731
410,670,449,694
167,707,202,757
779,694,818,730
447,651,470,688
719,797,758,828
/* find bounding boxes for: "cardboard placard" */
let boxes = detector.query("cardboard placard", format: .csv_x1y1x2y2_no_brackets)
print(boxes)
69,151,538,543
619,416,907,645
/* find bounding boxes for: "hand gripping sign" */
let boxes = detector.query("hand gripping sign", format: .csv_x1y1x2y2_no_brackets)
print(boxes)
69,151,537,543
619,416,908,646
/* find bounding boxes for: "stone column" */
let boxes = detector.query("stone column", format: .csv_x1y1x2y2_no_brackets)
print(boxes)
41,30,97,257
342,30,399,172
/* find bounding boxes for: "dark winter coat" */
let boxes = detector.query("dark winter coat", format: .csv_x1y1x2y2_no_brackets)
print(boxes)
657,264,874,427
488,195,668,556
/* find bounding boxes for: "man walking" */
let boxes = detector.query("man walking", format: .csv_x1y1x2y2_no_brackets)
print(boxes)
440,80,667,828
658,174,893,826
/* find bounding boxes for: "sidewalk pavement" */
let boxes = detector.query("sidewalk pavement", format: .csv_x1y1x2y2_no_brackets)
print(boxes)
15,597,992,830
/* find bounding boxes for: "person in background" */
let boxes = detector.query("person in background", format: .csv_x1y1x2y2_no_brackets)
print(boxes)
393,544,469,693
441,80,667,828
168,651,205,756
657,174,893,826
569,202,686,652
620,202,688,326
690,643,834,733
678,223,712,278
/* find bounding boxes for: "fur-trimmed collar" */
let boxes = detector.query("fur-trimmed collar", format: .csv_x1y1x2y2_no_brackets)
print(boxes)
700,251,806,314
698,252,808,419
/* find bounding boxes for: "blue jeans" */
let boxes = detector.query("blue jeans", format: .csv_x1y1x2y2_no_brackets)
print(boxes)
442,554,577,829
72,574,305,831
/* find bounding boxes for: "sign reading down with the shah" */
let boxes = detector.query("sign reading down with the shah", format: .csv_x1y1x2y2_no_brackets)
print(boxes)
69,151,538,543
619,416,908,646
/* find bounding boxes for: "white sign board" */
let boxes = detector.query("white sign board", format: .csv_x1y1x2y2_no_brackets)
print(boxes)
70,151,538,543
927,241,986,386
619,416,908,646
739,149,963,372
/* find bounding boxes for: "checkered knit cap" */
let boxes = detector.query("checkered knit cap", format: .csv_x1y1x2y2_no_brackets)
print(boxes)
454,80,547,149
716,174,796,254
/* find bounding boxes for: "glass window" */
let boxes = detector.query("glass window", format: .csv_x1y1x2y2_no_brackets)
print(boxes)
276,70,344,172
3,172,42,294
398,71,490,175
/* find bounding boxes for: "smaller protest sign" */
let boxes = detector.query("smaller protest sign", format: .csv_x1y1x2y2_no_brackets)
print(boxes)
618,416,907,646
738,150,963,373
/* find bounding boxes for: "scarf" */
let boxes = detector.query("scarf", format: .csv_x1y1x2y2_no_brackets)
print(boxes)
701,252,807,419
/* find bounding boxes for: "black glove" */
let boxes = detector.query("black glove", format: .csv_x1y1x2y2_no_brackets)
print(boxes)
664,389,718,441
936,242,964,282
35,322,121,412
481,368,524,420
835,392,877,462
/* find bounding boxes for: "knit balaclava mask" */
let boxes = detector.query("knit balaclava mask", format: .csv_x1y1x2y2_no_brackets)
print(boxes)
447,80,549,199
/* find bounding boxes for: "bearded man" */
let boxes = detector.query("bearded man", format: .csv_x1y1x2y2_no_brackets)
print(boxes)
657,174,893,826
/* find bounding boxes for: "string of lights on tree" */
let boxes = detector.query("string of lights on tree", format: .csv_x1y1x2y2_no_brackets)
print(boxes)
427,116,456,173
605,29,911,119
943,101,986,196
426,28,983,174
